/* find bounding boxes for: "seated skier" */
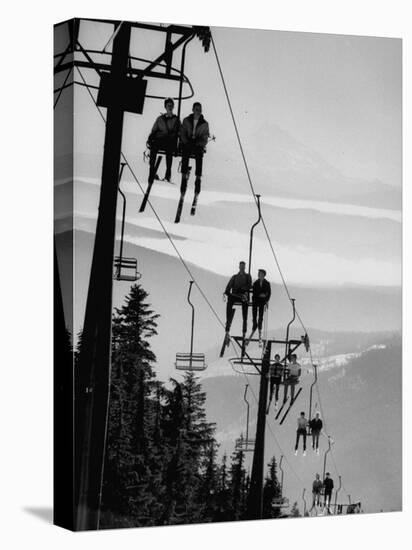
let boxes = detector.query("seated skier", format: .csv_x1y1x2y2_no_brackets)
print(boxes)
147,97,180,184
283,354,301,403
223,261,252,339
309,411,323,454
251,269,271,342
310,473,323,512
179,101,210,198
323,473,334,511
294,411,308,456
269,353,284,411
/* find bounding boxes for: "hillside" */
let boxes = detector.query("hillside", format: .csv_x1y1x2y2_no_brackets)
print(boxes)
202,341,402,515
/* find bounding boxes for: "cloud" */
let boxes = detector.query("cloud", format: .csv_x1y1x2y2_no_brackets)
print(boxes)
68,211,401,287
69,175,401,223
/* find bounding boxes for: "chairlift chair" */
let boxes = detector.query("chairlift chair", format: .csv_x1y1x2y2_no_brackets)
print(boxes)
273,496,289,508
220,194,263,357
175,281,207,372
273,456,289,507
175,352,206,372
113,163,141,282
234,385,255,452
114,256,141,282
235,435,255,453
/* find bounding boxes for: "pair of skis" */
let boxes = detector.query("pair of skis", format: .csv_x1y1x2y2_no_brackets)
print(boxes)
139,165,200,223
267,387,302,425
219,326,263,359
174,168,199,223
175,190,199,223
244,328,263,349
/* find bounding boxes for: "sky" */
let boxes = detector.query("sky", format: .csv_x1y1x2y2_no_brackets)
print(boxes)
55,20,402,187
53,20,402,328
53,18,403,517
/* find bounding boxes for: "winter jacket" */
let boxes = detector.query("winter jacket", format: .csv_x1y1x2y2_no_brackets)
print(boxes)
252,279,271,303
288,362,301,379
310,418,323,433
148,114,180,143
312,480,323,493
180,114,210,148
271,361,284,378
297,417,308,430
225,272,252,298
323,477,334,493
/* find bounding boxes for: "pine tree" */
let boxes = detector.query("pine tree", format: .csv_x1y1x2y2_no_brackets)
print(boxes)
290,501,301,518
198,440,220,522
214,453,232,521
100,284,162,527
229,447,247,520
262,456,282,519
161,372,216,525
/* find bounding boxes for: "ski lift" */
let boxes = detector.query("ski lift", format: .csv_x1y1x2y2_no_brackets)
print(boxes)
322,436,334,481
220,194,262,357
235,384,255,452
138,27,213,217
175,281,207,371
333,475,342,514
273,456,289,508
307,364,318,435
302,488,308,517
114,256,140,282
114,163,141,282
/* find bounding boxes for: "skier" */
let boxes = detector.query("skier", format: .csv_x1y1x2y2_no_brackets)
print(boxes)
147,97,180,184
223,261,252,340
309,411,323,454
179,101,210,202
310,473,323,512
294,411,308,456
284,354,301,403
251,269,271,342
269,353,284,410
323,473,334,511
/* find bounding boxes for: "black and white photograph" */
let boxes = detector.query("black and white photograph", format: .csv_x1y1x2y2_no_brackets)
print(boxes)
53,16,402,531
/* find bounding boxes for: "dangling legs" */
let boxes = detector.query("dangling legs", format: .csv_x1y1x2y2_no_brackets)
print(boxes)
164,144,173,181
290,381,296,402
149,144,159,184
275,380,280,402
252,302,258,331
283,381,289,403
190,149,203,216
194,148,204,194
295,430,301,451
180,149,190,194
241,300,248,336
225,296,236,333
258,301,265,331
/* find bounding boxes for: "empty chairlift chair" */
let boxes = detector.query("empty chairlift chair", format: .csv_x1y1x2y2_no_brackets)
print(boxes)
235,384,255,452
113,163,141,282
175,280,207,372
272,455,289,508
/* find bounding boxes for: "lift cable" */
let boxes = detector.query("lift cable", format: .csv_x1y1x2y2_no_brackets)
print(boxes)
211,36,352,499
76,66,227,332
54,66,73,109
210,34,309,337
212,34,352,497
307,346,351,499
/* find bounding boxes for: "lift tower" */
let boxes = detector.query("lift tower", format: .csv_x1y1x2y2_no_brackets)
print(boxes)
230,331,305,520
75,21,132,531
54,18,211,530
